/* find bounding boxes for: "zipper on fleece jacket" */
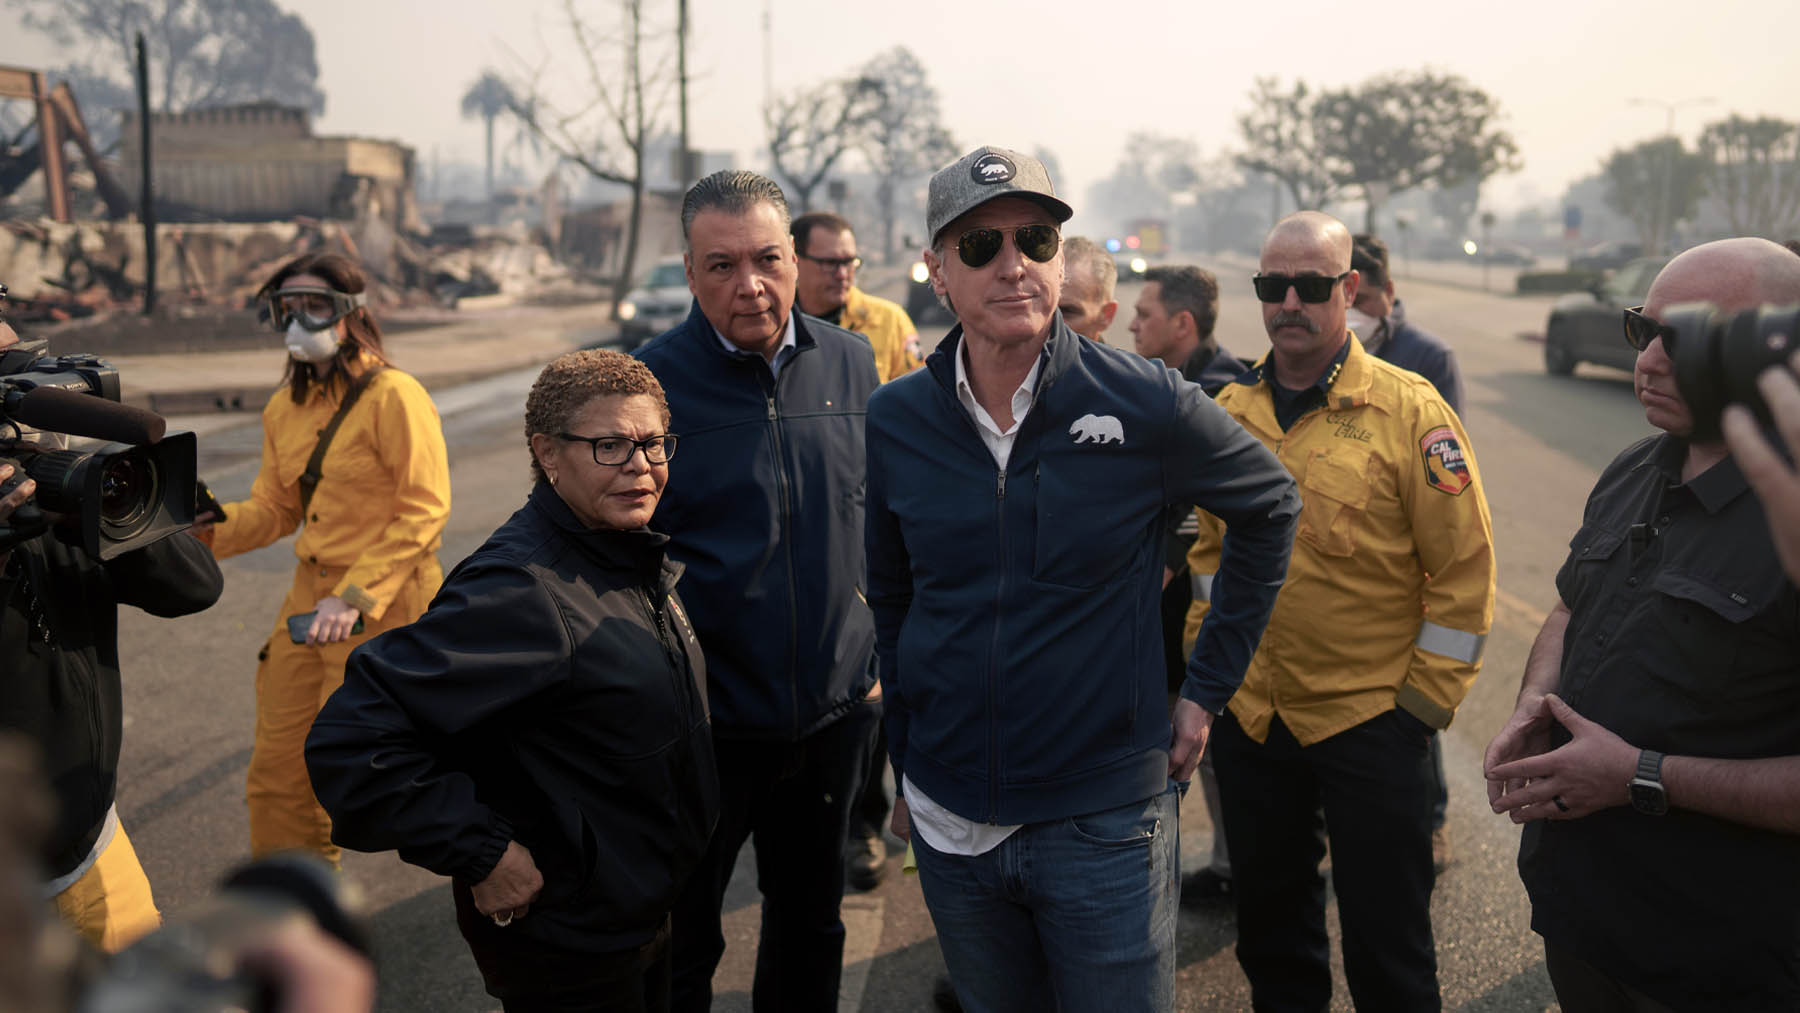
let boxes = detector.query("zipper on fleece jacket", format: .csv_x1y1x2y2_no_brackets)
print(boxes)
987,465,1005,823
764,379,801,738
638,585,698,728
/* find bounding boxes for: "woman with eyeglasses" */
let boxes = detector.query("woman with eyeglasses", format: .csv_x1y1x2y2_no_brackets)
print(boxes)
305,349,719,1013
195,251,450,866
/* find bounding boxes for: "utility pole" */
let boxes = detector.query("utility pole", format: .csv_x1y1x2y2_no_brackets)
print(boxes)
1628,95,1714,253
762,0,772,117
135,33,156,316
677,0,691,188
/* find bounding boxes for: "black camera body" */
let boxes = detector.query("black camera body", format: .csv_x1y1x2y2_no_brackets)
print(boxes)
76,854,370,1013
1662,302,1799,441
1,330,198,560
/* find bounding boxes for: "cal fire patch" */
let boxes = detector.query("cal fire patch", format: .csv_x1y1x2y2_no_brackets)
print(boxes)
1419,425,1471,496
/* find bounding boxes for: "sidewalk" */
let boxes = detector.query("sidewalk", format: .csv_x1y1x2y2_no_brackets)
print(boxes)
105,299,620,423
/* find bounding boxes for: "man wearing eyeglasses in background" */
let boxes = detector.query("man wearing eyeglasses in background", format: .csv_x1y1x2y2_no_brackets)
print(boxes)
789,210,919,897
634,171,884,1013
792,211,922,384
1182,211,1495,1011
1484,238,1800,1012
864,146,1300,1012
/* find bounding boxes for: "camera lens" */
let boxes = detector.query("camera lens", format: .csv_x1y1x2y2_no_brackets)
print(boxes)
96,448,160,540
1668,302,1800,439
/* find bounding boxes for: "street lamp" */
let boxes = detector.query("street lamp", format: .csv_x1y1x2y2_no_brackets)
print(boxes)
1627,96,1715,253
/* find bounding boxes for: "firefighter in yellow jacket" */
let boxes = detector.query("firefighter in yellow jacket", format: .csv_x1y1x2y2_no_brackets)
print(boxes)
1182,213,1494,1012
791,211,923,383
199,252,450,864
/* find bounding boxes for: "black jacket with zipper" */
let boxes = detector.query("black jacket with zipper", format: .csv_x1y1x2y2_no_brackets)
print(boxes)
0,529,221,879
306,481,719,952
634,304,880,740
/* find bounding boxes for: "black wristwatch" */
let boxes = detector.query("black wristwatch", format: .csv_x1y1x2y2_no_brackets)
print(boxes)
1628,749,1668,816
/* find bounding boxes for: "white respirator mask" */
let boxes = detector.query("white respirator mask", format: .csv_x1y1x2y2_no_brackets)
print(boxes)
1344,307,1381,341
284,319,343,364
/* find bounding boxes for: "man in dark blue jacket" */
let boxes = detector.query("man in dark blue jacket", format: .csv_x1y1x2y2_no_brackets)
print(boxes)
635,170,882,1013
1347,234,1465,413
866,146,1301,1013
1349,232,1467,873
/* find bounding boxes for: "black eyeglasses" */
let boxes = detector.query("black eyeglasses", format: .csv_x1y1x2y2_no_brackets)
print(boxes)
955,225,1061,268
557,432,678,466
800,254,862,272
1622,306,1678,352
1252,271,1352,304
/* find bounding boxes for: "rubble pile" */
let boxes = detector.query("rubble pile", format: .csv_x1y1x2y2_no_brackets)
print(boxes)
0,216,578,324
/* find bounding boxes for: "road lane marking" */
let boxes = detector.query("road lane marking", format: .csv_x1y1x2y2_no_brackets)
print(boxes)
840,894,884,1013
1494,585,1549,638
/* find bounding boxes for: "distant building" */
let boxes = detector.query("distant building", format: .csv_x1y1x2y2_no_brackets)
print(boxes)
116,102,420,231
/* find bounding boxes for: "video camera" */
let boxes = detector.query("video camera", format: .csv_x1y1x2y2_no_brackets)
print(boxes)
1663,302,1799,440
0,285,197,560
76,853,370,1013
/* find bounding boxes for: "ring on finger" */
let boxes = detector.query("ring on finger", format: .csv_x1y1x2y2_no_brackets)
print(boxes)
1552,795,1570,813
492,910,514,927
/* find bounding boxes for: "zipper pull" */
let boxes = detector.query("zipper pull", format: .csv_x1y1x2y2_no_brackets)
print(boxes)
767,396,777,421
997,469,1007,499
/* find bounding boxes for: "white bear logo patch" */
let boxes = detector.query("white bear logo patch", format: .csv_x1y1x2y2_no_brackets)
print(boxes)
1069,414,1124,445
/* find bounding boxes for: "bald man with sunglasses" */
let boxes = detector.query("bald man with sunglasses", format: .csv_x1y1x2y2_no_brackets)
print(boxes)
1485,238,1800,1012
1181,212,1495,1011
863,146,1300,1013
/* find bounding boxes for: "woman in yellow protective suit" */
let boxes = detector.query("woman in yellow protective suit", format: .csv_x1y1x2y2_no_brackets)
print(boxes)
200,251,449,863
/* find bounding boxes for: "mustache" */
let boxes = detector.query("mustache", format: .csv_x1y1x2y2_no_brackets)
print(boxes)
1269,311,1320,334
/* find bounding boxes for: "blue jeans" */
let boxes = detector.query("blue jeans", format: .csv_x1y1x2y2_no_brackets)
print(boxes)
912,782,1181,1013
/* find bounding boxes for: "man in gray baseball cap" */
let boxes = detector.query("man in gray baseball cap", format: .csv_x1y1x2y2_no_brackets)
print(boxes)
864,145,1300,1012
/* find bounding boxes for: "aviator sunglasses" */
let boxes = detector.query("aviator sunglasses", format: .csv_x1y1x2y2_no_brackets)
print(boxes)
955,225,1061,268
1252,271,1352,304
1622,306,1678,352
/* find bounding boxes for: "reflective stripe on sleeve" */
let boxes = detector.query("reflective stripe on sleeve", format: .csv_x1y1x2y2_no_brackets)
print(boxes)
1190,572,1215,602
1416,620,1486,664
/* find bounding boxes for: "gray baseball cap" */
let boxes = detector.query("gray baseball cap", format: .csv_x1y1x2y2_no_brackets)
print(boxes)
926,146,1073,246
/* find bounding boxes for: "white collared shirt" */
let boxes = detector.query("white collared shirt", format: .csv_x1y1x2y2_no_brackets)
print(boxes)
902,337,1039,858
952,338,1042,469
713,312,798,377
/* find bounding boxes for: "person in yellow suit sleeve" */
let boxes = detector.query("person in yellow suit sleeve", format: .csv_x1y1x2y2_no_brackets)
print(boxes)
197,252,450,864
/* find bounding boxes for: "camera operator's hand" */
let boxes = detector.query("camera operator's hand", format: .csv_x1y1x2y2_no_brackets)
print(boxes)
236,917,376,1013
472,840,543,924
0,462,36,567
306,596,362,645
1722,349,1800,583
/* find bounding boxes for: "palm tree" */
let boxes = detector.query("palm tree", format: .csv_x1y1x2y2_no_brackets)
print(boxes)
460,72,515,199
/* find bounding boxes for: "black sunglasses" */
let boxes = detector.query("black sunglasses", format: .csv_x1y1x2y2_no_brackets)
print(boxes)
956,225,1061,268
557,432,678,466
1622,306,1678,352
1252,271,1351,304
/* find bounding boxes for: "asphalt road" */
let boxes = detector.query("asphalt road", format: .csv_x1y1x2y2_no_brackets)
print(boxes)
109,263,1651,1011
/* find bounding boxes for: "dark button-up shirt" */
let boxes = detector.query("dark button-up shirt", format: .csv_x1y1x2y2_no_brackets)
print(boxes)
1260,338,1352,432
1520,434,1800,1010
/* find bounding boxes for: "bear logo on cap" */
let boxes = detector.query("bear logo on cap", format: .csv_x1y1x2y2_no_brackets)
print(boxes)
972,153,1016,185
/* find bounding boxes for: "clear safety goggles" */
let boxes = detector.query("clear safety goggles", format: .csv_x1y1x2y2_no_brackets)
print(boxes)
259,285,367,332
